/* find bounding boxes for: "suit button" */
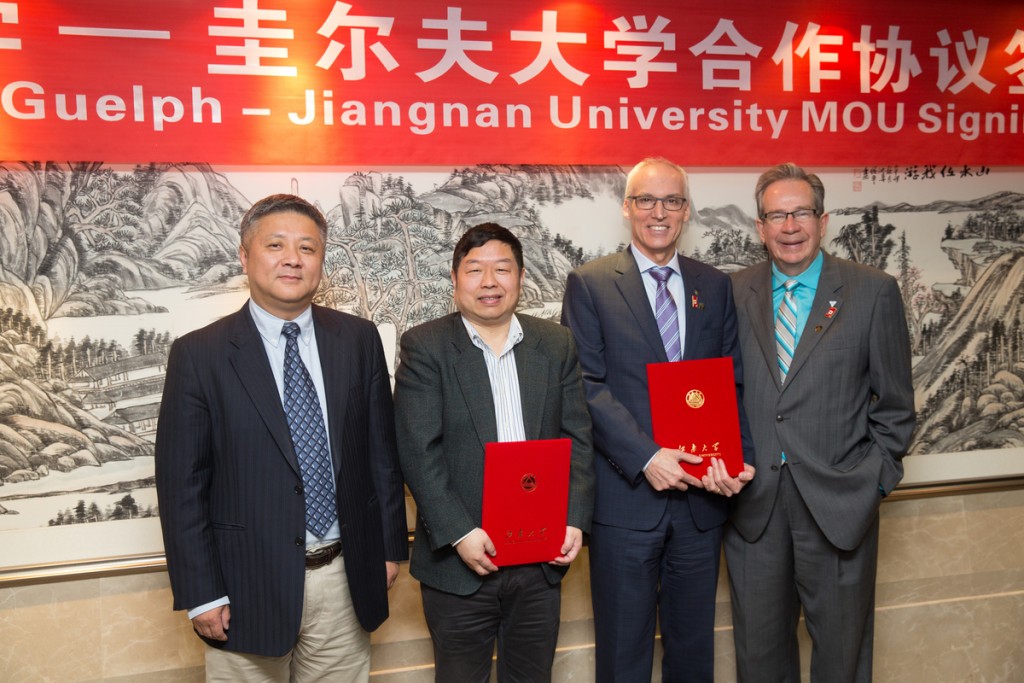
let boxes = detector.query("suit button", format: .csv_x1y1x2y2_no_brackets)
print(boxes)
776,415,783,422
294,485,303,495
294,537,303,546
771,465,779,471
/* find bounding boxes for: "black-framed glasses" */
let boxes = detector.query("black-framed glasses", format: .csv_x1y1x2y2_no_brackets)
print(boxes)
628,195,688,211
761,209,819,226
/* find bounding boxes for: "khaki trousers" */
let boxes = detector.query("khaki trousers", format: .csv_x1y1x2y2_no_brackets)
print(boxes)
205,557,370,683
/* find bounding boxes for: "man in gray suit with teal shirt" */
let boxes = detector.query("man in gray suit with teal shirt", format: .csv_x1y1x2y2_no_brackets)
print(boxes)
722,163,916,683
394,223,594,682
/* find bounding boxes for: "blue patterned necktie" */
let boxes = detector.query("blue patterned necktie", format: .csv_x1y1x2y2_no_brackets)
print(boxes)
281,322,336,537
775,279,800,383
649,266,681,362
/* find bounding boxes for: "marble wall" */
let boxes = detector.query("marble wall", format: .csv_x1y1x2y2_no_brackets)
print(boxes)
2,487,1022,682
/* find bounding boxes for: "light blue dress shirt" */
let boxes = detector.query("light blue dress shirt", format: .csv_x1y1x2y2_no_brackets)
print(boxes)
771,251,823,467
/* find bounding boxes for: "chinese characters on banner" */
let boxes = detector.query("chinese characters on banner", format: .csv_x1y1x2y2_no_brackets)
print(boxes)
0,0,1021,165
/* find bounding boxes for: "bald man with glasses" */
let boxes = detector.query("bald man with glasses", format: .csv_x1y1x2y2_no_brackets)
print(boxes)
562,157,755,683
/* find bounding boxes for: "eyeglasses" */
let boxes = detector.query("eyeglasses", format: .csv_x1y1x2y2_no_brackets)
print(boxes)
761,209,819,226
628,195,688,211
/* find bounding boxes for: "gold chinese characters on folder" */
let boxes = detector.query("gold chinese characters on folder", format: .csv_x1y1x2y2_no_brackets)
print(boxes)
647,357,744,478
481,438,571,567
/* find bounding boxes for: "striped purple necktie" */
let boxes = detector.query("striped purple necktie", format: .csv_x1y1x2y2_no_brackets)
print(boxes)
649,266,681,362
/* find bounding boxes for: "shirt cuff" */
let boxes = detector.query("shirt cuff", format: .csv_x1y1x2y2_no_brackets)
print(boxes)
642,450,658,472
188,596,230,620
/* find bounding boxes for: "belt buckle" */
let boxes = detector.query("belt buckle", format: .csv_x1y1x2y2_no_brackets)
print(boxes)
305,542,340,569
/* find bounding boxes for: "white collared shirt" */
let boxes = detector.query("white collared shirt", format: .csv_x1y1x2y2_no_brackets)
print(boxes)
461,314,527,443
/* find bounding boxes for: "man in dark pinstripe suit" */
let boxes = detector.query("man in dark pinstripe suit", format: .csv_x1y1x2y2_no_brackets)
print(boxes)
156,194,407,681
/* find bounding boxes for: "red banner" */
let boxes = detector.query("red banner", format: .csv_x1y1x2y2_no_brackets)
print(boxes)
0,1,1021,165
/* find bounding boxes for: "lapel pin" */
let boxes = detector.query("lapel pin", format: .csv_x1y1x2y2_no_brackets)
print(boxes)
825,301,837,319
691,289,702,309
815,325,823,332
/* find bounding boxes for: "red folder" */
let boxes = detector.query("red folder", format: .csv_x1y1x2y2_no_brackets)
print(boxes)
647,357,745,478
482,438,571,567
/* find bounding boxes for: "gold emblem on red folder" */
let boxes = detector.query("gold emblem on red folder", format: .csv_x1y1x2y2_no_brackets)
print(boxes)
649,358,744,478
520,474,537,492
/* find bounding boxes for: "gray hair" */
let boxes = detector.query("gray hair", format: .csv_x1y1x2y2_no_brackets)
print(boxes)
624,157,690,204
754,163,825,217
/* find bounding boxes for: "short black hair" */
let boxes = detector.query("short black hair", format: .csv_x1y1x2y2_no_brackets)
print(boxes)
452,223,524,273
240,194,328,248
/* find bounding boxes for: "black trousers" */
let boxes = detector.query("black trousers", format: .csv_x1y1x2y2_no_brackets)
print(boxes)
420,564,562,683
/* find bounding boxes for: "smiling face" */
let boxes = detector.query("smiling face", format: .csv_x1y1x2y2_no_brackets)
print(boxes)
239,210,324,320
451,239,525,331
756,178,829,277
624,162,691,266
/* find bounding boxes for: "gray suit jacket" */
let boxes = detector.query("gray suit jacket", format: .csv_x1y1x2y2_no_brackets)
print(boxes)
730,252,916,551
393,313,595,596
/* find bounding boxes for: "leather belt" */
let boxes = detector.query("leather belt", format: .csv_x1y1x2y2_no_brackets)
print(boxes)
305,542,342,569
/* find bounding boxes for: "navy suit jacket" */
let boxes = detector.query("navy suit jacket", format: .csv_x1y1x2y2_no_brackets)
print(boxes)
561,248,754,532
156,303,408,657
